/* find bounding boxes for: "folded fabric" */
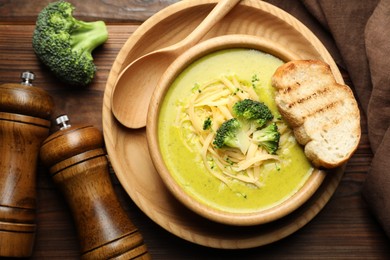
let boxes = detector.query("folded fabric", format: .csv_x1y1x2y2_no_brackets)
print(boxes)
266,0,390,237
362,0,390,237
363,129,390,237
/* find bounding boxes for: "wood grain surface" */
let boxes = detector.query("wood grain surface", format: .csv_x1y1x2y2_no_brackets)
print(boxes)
0,0,389,259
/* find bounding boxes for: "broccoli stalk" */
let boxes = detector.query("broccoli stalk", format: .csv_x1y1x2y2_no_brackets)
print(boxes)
252,123,281,154
213,118,250,154
70,20,107,55
232,99,273,128
32,1,108,86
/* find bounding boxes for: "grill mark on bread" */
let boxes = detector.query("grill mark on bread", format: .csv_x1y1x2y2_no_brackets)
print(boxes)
282,81,301,94
283,86,292,94
312,99,342,117
299,99,342,124
287,87,331,108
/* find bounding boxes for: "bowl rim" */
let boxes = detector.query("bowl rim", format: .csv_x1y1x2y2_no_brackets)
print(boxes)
146,34,326,226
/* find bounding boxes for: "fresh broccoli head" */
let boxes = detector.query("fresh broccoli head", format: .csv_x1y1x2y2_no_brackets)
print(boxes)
252,123,281,154
232,99,273,128
213,118,250,154
32,1,108,86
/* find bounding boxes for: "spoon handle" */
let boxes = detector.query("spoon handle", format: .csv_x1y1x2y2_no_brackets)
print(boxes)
178,0,241,48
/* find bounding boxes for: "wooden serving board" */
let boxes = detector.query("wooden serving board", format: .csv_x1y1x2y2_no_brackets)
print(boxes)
102,0,344,249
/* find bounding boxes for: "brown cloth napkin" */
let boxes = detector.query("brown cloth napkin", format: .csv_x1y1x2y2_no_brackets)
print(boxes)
266,0,390,236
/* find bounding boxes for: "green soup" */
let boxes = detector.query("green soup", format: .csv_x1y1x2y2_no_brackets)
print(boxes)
158,48,313,213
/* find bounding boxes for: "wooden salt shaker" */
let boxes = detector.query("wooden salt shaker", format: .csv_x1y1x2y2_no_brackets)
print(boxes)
40,115,150,259
0,72,54,257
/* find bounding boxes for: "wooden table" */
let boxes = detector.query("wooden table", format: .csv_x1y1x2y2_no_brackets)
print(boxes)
0,0,389,259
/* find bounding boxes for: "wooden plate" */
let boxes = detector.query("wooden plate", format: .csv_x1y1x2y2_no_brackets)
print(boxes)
103,0,344,249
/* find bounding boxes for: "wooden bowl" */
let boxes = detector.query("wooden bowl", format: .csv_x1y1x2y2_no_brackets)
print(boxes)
146,34,326,226
104,0,345,248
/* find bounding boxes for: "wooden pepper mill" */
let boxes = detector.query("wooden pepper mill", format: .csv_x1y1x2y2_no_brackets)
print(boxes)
40,115,150,259
0,71,54,257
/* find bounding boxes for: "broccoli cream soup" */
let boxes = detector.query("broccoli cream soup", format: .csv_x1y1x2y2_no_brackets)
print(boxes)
158,48,313,213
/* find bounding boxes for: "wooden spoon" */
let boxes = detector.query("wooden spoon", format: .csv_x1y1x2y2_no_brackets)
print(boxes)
111,0,241,129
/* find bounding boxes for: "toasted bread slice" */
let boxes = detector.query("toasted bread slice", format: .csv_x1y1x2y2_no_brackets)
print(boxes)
272,60,361,168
